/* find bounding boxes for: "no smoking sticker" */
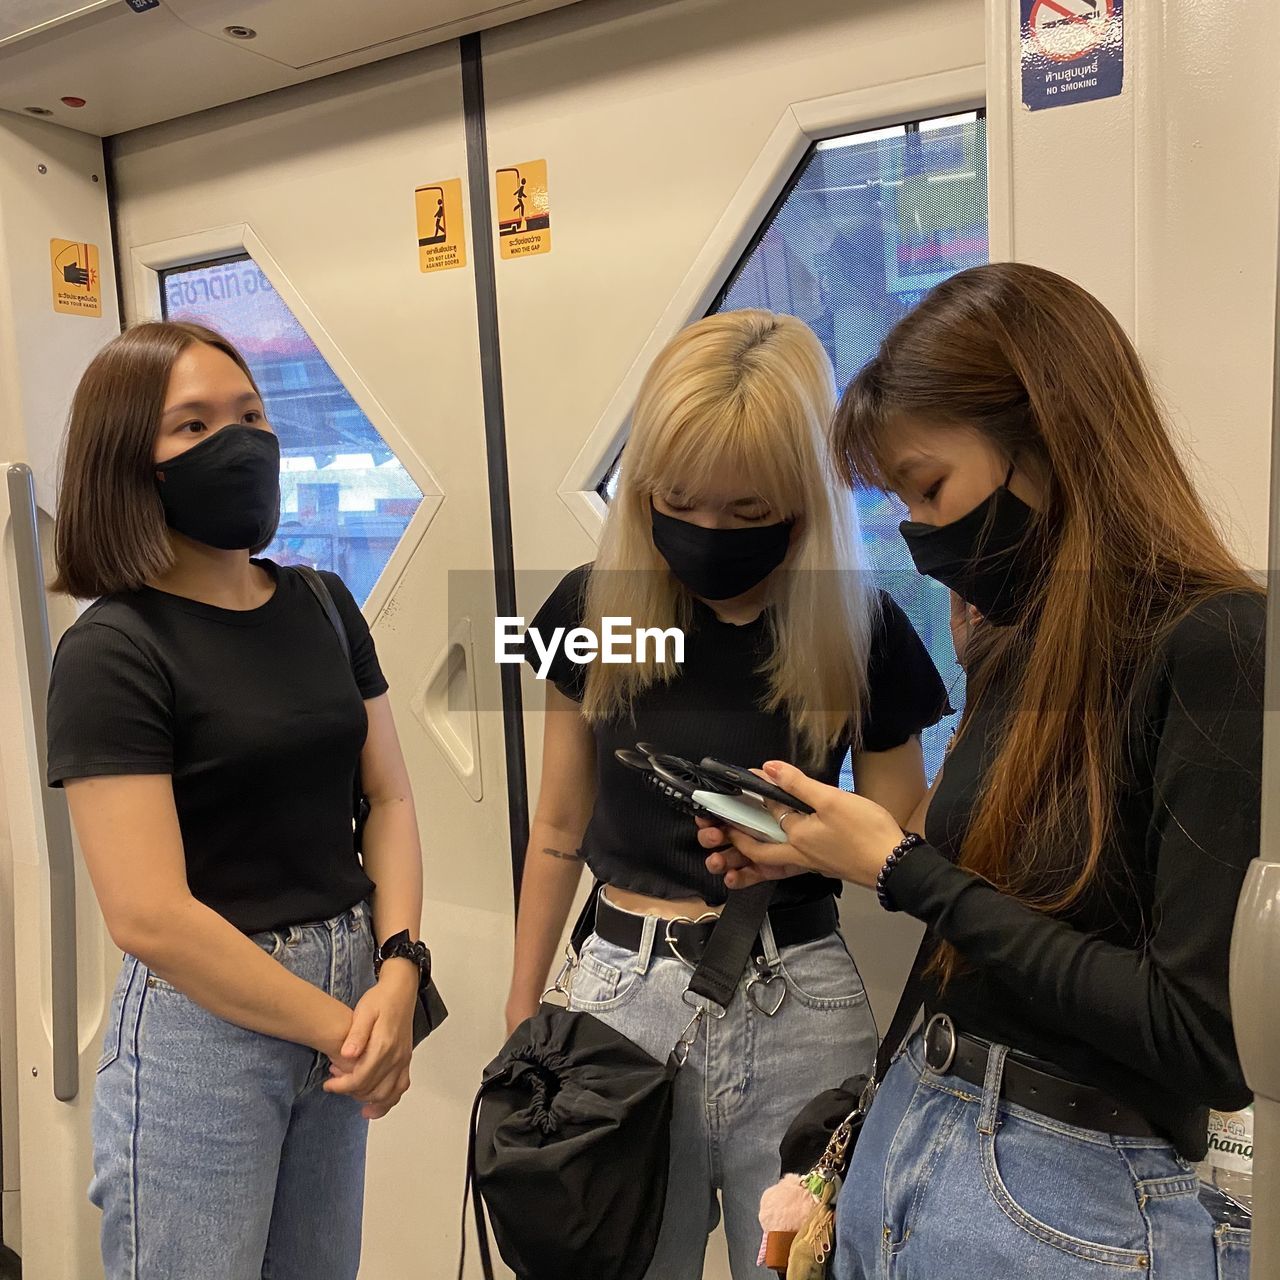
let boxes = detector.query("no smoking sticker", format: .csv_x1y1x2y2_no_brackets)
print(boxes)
1021,0,1123,110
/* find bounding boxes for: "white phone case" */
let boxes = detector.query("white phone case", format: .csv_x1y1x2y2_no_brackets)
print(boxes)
692,789,788,843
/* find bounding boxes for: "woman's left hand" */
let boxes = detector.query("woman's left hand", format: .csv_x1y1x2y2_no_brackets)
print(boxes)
323,964,416,1119
697,760,905,890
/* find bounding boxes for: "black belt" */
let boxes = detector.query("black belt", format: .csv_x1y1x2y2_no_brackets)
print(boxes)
922,1012,1159,1139
593,891,838,967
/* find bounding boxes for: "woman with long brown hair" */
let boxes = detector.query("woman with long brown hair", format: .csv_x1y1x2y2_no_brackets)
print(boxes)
698,264,1260,1278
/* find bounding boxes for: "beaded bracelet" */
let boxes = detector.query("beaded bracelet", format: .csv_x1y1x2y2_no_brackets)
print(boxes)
876,832,925,912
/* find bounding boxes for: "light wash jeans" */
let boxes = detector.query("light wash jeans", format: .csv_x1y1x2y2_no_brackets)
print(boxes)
91,900,376,1280
833,1032,1251,1280
569,904,879,1280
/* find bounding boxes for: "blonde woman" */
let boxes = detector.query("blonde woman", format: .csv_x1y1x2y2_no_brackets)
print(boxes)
505,311,949,1279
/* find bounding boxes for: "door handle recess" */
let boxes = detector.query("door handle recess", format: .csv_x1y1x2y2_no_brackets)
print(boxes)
413,617,483,801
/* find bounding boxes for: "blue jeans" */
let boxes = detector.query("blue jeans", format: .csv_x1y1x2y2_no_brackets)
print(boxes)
91,901,376,1280
569,904,879,1280
833,1032,1251,1280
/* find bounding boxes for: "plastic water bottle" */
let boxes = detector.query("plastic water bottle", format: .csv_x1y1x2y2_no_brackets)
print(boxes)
1199,1105,1254,1212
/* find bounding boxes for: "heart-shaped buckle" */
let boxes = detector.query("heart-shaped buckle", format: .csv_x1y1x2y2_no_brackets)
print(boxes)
664,911,720,970
745,959,787,1017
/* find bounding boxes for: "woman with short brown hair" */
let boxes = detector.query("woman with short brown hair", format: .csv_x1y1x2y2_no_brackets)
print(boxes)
47,322,425,1280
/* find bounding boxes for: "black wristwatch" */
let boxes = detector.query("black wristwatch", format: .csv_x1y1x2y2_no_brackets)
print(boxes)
374,929,431,983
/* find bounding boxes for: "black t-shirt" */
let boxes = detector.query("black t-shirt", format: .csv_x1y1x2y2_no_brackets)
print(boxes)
526,564,950,906
887,591,1264,1159
46,560,388,935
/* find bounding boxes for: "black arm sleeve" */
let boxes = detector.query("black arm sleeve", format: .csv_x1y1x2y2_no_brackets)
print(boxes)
886,598,1263,1107
47,621,174,786
523,564,592,702
858,591,954,752
318,570,389,699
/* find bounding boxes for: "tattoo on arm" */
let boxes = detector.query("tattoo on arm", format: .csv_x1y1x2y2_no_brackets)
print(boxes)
542,847,583,861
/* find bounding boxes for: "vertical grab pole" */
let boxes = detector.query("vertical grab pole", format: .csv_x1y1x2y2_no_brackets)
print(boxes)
7,464,78,1103
1228,195,1280,1276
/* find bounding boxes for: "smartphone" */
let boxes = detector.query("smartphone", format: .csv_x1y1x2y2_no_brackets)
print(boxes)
697,757,815,815
615,745,808,843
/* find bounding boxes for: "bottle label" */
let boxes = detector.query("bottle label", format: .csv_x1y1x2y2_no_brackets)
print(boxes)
1205,1108,1254,1174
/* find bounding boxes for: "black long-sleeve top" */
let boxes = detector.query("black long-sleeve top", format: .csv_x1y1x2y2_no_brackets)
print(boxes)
886,591,1264,1160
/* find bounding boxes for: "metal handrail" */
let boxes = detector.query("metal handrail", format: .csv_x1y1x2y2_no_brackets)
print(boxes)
7,464,77,1103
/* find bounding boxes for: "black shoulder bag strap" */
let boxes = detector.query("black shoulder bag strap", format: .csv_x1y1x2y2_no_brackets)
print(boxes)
875,932,934,1081
295,566,370,847
296,565,350,662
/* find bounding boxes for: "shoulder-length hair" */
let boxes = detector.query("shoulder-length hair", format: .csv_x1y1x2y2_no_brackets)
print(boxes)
53,322,264,599
832,262,1261,984
584,309,877,768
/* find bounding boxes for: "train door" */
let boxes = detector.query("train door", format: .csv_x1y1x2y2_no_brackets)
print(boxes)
483,0,985,1271
0,114,125,1278
109,46,515,1277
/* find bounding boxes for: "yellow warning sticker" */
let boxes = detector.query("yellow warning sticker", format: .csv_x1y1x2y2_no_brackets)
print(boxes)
415,179,467,273
50,239,102,316
496,160,551,260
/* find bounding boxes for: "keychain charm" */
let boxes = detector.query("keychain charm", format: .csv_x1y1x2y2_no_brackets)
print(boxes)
746,955,787,1017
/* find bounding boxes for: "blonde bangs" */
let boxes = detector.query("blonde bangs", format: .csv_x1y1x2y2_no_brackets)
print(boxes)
627,394,809,523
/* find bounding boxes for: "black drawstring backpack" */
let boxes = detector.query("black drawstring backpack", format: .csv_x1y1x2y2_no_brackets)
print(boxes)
461,880,775,1280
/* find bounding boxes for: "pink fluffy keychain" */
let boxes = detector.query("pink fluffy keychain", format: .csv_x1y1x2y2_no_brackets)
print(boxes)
756,1100,862,1278
757,1173,820,1273
757,1168,841,1279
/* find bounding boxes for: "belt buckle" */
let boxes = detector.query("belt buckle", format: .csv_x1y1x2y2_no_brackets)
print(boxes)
664,913,718,970
923,1012,957,1075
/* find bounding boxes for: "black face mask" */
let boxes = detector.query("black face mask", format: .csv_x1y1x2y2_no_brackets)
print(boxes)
650,503,793,601
898,467,1040,625
155,426,281,551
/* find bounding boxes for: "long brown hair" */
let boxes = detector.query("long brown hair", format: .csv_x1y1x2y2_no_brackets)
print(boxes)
54,322,263,599
833,263,1260,984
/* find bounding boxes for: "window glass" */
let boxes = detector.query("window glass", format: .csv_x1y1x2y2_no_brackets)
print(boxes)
161,255,423,606
600,114,988,782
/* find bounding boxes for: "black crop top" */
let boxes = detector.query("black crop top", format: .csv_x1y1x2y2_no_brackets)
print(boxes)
887,591,1264,1159
46,561,387,935
526,564,950,906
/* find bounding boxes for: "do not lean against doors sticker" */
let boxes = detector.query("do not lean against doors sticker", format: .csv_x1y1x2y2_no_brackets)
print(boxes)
415,178,467,273
495,160,551,259
1020,0,1124,110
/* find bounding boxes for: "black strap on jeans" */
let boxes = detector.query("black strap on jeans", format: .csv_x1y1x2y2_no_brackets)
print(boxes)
685,880,775,1008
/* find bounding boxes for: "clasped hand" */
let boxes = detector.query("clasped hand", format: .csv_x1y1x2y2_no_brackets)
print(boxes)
323,964,417,1119
697,761,904,891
